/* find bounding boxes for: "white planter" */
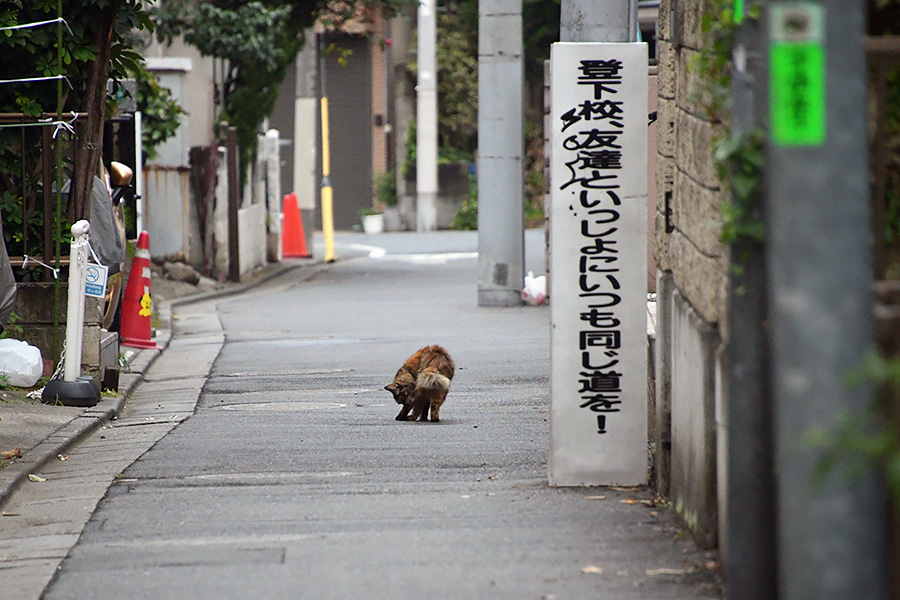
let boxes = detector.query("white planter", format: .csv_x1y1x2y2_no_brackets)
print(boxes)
362,214,384,234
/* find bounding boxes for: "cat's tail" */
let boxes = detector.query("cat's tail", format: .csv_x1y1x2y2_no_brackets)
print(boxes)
417,369,450,393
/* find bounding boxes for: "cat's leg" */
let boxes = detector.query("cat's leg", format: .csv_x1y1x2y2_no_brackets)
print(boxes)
408,396,430,421
396,403,413,421
429,393,445,422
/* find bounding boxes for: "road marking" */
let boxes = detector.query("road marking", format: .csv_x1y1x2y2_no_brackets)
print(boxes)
220,401,346,411
346,243,478,264
348,243,386,258
378,252,478,264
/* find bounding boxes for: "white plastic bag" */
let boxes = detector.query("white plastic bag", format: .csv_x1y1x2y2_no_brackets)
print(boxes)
522,271,547,306
0,339,43,388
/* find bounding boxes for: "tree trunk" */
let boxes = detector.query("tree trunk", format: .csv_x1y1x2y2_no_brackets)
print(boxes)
72,5,117,224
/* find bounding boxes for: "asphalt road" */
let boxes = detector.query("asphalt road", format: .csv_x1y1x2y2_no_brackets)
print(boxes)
28,230,717,599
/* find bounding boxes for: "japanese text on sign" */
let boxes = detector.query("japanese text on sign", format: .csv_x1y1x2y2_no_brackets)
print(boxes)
560,58,629,435
770,3,826,146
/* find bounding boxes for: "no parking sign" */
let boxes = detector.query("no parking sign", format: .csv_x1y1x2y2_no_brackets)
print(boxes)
84,263,108,298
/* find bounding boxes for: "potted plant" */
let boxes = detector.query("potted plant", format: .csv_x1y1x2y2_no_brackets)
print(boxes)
360,208,384,234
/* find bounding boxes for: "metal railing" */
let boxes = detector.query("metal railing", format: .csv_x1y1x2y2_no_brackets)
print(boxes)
0,112,82,277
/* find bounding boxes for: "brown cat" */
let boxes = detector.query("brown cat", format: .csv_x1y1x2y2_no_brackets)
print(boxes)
384,345,455,422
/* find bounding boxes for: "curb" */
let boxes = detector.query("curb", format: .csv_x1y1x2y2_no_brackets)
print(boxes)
0,340,166,513
165,261,319,309
0,260,324,512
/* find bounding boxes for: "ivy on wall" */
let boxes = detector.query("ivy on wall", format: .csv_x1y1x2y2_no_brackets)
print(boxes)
689,1,764,251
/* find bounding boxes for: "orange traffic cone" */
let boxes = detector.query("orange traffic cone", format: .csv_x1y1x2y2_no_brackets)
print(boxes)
281,192,310,258
120,231,158,349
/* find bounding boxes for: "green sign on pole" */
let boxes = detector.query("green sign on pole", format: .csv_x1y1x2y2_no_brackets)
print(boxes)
769,3,826,147
735,0,744,24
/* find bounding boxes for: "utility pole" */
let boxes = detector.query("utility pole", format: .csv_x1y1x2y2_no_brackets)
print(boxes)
294,33,318,258
416,0,438,232
477,0,524,307
724,7,776,599
762,1,887,598
560,0,636,43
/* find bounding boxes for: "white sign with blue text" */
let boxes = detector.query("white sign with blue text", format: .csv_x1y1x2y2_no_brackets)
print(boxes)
84,263,108,298
549,42,649,486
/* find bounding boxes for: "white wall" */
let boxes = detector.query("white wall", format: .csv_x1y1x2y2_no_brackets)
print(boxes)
668,287,719,549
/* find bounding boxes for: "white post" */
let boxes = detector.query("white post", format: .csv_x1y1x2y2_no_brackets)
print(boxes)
41,219,100,406
65,220,90,382
264,128,282,261
416,0,438,231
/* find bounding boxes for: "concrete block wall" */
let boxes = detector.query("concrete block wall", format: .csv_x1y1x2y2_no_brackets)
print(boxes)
237,203,268,275
669,288,720,549
212,144,269,279
14,283,105,380
653,0,731,549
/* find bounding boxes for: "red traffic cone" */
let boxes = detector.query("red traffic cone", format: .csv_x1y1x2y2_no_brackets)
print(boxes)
120,231,158,349
281,192,310,258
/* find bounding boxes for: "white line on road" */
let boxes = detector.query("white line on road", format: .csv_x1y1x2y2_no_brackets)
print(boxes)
348,243,387,258
347,244,478,264
380,252,478,264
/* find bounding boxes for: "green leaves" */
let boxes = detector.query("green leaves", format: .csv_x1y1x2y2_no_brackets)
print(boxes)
691,1,762,123
807,349,900,502
183,2,295,69
716,129,765,245
450,176,478,231
0,1,154,262
110,43,144,85
0,2,152,117
704,4,767,250
152,0,323,176
406,8,477,161
14,95,42,117
433,10,477,156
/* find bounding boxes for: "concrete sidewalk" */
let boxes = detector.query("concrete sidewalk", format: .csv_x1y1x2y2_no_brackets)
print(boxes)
0,260,314,512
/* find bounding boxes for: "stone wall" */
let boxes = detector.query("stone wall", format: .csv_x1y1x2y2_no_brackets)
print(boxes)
654,0,729,328
653,0,730,549
14,283,105,380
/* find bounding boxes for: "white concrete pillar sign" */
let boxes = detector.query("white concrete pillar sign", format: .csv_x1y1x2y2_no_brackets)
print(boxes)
549,42,649,486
